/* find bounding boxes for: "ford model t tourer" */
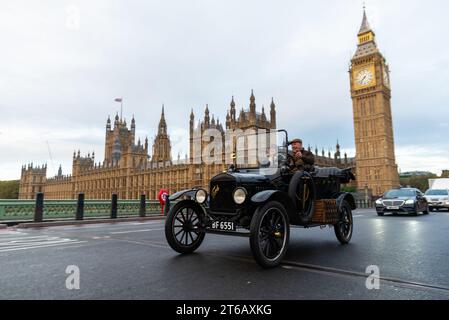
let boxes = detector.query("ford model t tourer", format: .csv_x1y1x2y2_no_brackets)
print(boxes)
165,130,356,268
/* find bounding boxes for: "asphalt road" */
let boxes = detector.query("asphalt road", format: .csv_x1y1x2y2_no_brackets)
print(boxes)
1,209,449,300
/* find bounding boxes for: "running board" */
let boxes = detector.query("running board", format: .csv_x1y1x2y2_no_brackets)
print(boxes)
204,229,251,238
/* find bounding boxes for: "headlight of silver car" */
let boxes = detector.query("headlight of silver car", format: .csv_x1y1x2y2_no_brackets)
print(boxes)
195,189,207,204
233,187,247,204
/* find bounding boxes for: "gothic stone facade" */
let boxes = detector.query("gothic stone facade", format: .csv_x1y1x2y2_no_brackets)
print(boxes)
19,91,354,200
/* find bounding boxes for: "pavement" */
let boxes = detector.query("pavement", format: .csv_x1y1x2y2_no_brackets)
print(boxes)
1,208,449,300
14,215,164,228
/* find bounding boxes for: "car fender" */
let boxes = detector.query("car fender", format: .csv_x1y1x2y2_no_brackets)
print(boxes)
251,190,296,217
167,199,206,217
251,190,278,203
169,189,197,201
335,192,356,210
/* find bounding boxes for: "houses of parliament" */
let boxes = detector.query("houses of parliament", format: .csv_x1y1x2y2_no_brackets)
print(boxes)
18,9,399,200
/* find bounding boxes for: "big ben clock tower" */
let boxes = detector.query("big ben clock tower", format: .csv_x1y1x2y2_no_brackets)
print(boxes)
350,9,400,196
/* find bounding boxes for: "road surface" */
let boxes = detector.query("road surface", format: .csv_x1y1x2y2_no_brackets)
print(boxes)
1,209,449,299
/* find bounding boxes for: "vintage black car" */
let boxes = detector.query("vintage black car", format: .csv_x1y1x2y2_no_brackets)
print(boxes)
164,130,357,268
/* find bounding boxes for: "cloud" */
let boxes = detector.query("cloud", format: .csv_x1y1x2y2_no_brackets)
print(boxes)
1,0,449,180
396,144,449,176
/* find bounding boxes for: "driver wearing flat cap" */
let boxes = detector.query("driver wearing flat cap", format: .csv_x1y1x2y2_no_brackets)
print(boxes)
289,138,315,172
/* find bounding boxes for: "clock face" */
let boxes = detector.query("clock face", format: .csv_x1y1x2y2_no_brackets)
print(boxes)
356,69,374,86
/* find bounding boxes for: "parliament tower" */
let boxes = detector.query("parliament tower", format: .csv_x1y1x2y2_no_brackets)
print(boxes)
350,9,400,195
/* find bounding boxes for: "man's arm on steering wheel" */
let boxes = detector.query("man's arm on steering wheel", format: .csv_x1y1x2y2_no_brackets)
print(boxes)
285,153,297,171
302,151,315,166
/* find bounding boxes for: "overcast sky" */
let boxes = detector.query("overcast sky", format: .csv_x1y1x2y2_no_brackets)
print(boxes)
1,0,448,180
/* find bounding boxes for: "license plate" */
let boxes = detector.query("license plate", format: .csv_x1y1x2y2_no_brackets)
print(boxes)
210,220,236,231
387,206,399,210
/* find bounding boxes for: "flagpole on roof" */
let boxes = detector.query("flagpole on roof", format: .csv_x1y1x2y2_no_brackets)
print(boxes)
120,97,123,121
115,97,123,121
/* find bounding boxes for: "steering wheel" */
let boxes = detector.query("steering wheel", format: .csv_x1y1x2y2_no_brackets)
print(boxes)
285,153,296,171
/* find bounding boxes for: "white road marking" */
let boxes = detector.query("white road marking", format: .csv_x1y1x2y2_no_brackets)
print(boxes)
353,215,363,218
0,231,28,237
110,228,164,234
282,266,294,270
0,239,75,247
0,234,87,253
92,236,111,239
0,241,87,252
0,236,50,241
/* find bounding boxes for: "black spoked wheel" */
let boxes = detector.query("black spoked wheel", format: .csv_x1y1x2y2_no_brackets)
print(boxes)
250,201,290,268
165,200,205,254
334,200,353,244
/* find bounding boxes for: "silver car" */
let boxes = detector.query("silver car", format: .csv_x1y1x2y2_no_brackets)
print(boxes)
425,189,449,211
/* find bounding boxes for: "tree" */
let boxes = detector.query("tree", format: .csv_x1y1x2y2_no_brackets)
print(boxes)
341,186,357,193
0,180,20,199
400,174,437,192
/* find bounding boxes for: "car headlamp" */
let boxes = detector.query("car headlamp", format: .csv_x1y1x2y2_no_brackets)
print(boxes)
233,188,247,205
405,199,415,205
375,199,383,205
195,189,208,204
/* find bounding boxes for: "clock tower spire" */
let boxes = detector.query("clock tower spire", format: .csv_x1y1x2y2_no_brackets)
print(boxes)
350,8,399,196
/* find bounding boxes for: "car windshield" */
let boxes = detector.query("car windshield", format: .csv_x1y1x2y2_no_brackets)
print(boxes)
425,189,449,196
384,189,416,198
232,130,289,173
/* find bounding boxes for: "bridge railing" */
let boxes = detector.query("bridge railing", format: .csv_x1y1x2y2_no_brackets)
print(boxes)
1,193,373,223
355,199,374,209
0,193,166,222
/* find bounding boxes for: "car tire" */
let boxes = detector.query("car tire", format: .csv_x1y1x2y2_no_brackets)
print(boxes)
423,206,429,215
288,171,316,224
250,201,290,269
410,204,419,216
334,200,353,244
377,212,384,216
165,200,206,254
